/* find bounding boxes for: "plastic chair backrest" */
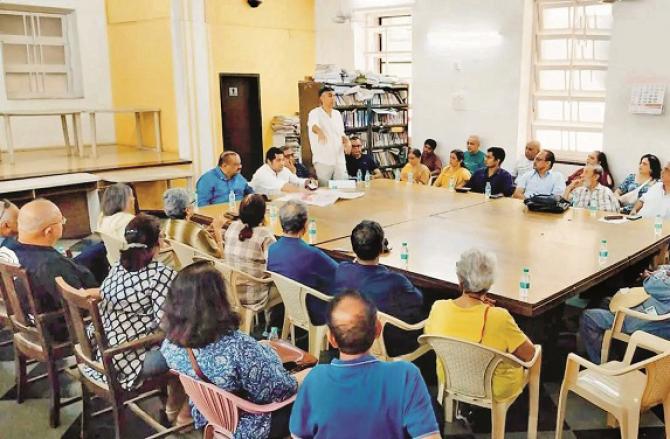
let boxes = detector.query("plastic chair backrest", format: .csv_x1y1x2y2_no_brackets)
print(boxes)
98,231,123,265
178,373,238,438
371,311,425,361
419,334,506,400
268,271,332,330
209,259,245,312
167,238,213,268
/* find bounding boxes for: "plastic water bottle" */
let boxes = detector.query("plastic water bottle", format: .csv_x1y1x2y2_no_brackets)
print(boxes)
519,267,530,300
589,198,597,217
407,171,414,184
364,171,371,188
356,169,363,182
395,169,401,182
599,239,608,265
571,196,578,220
400,242,409,267
55,244,66,256
228,190,236,212
484,182,492,199
268,327,279,341
308,219,317,244
269,205,277,223
193,191,198,207
448,177,456,192
655,214,663,237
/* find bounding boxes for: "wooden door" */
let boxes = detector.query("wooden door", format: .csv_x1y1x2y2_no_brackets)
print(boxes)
219,74,263,180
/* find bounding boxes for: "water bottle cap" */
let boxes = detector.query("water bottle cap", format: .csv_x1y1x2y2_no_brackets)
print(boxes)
601,239,607,243
402,242,408,245
523,267,529,272
271,327,278,333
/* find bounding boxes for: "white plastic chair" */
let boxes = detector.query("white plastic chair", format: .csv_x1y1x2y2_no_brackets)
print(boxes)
371,312,430,362
267,271,333,358
210,259,282,335
97,231,124,265
556,331,670,439
165,237,216,268
419,334,542,439
601,291,670,363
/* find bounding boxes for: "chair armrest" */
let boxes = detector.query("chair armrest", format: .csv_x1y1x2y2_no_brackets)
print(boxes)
237,394,297,415
616,306,670,322
383,316,427,332
567,349,670,377
516,344,542,369
103,332,165,357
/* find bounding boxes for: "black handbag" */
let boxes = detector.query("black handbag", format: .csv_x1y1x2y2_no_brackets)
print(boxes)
524,195,570,213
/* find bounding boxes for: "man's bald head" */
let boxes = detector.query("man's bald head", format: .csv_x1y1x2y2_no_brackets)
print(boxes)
467,135,481,153
525,140,541,161
18,199,64,245
0,199,19,238
326,291,378,355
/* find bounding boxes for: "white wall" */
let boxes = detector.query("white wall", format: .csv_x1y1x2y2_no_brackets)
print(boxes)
603,0,670,182
0,0,114,149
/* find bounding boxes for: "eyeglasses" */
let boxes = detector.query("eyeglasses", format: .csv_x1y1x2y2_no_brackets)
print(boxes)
45,217,67,228
534,157,546,162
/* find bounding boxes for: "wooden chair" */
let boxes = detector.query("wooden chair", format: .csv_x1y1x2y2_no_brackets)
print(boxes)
0,261,80,428
209,259,282,335
371,312,430,362
98,231,124,265
419,334,542,439
0,277,13,347
178,372,296,439
601,295,670,363
556,331,670,439
55,277,192,439
267,271,333,358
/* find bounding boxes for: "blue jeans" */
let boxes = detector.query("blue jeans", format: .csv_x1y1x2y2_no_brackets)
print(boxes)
580,308,670,363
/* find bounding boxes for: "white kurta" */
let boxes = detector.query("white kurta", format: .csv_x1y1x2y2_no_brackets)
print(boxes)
307,106,346,167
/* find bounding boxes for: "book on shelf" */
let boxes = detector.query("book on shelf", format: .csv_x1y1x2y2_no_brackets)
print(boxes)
371,109,408,126
371,90,407,106
372,131,408,148
372,147,406,168
341,109,369,128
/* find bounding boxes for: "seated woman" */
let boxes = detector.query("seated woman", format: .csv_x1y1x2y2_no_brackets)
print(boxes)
614,154,661,213
566,150,614,189
98,183,136,240
84,214,189,422
162,188,225,259
425,248,536,401
400,149,431,185
434,149,472,189
224,194,277,311
161,261,300,438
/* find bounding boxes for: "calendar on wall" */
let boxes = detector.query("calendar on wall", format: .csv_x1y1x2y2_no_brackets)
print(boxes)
629,84,666,115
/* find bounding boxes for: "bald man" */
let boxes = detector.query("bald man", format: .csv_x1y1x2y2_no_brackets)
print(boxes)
463,135,486,174
513,140,541,179
9,199,97,341
290,291,440,439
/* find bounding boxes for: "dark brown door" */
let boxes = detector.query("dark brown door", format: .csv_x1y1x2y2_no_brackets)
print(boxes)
220,74,263,180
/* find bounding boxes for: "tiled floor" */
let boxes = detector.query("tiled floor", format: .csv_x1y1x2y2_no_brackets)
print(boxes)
0,325,666,439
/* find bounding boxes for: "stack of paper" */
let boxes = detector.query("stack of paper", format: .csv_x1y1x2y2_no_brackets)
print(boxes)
276,189,364,207
271,115,300,135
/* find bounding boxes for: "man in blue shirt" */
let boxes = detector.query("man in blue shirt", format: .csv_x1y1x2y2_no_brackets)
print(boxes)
463,134,486,174
345,136,382,179
332,220,425,356
468,146,515,196
513,149,566,199
268,200,338,323
195,151,254,207
289,291,440,439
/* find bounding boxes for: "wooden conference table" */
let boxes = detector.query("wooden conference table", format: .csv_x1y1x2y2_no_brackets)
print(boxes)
195,179,670,319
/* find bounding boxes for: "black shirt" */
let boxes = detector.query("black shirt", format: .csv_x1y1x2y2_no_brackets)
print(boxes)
468,167,515,197
346,153,379,178
11,242,98,341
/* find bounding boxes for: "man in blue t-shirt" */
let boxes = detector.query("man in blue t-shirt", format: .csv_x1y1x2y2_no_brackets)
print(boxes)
195,151,254,207
268,200,338,323
332,220,425,356
345,136,382,179
467,146,515,197
290,291,440,439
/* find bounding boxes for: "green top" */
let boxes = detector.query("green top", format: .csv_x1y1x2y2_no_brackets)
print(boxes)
463,150,486,174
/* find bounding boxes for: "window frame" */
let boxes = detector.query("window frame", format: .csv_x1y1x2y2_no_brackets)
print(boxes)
364,9,412,81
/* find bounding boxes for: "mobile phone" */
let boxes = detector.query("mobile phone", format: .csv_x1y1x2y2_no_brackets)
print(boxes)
604,215,624,221
627,214,642,221
490,193,503,199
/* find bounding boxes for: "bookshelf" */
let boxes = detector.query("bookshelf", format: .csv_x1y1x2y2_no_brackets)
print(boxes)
298,81,410,178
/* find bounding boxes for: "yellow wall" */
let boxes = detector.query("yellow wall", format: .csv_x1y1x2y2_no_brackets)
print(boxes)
106,0,179,153
205,0,315,163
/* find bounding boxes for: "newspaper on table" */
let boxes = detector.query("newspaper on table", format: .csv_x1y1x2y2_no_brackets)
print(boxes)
276,188,364,207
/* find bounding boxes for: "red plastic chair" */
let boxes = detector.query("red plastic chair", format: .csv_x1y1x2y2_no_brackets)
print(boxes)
177,372,296,439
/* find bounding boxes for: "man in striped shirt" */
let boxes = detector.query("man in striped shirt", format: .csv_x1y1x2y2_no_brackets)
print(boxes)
563,165,620,212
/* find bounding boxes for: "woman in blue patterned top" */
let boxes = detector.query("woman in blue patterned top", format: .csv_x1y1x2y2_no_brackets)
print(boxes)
161,260,298,438
615,154,661,213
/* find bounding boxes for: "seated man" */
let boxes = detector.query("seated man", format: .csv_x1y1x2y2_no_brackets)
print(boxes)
196,151,254,207
463,135,486,174
421,138,443,177
345,136,382,179
512,140,540,180
580,266,670,363
163,188,225,259
632,161,670,219
0,199,19,264
268,200,338,322
513,149,566,199
282,145,311,178
467,146,514,196
250,147,317,196
289,291,440,439
332,220,425,356
563,165,620,212
7,199,98,341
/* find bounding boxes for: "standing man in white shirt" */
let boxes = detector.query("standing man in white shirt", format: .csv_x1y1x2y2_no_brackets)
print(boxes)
308,86,352,185
512,140,541,180
250,147,317,196
632,162,670,219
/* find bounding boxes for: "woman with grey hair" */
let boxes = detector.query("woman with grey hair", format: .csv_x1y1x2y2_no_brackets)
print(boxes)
97,183,135,240
425,248,535,401
163,188,192,219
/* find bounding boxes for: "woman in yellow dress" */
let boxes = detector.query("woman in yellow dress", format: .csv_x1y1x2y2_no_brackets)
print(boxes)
434,149,471,189
400,148,431,185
